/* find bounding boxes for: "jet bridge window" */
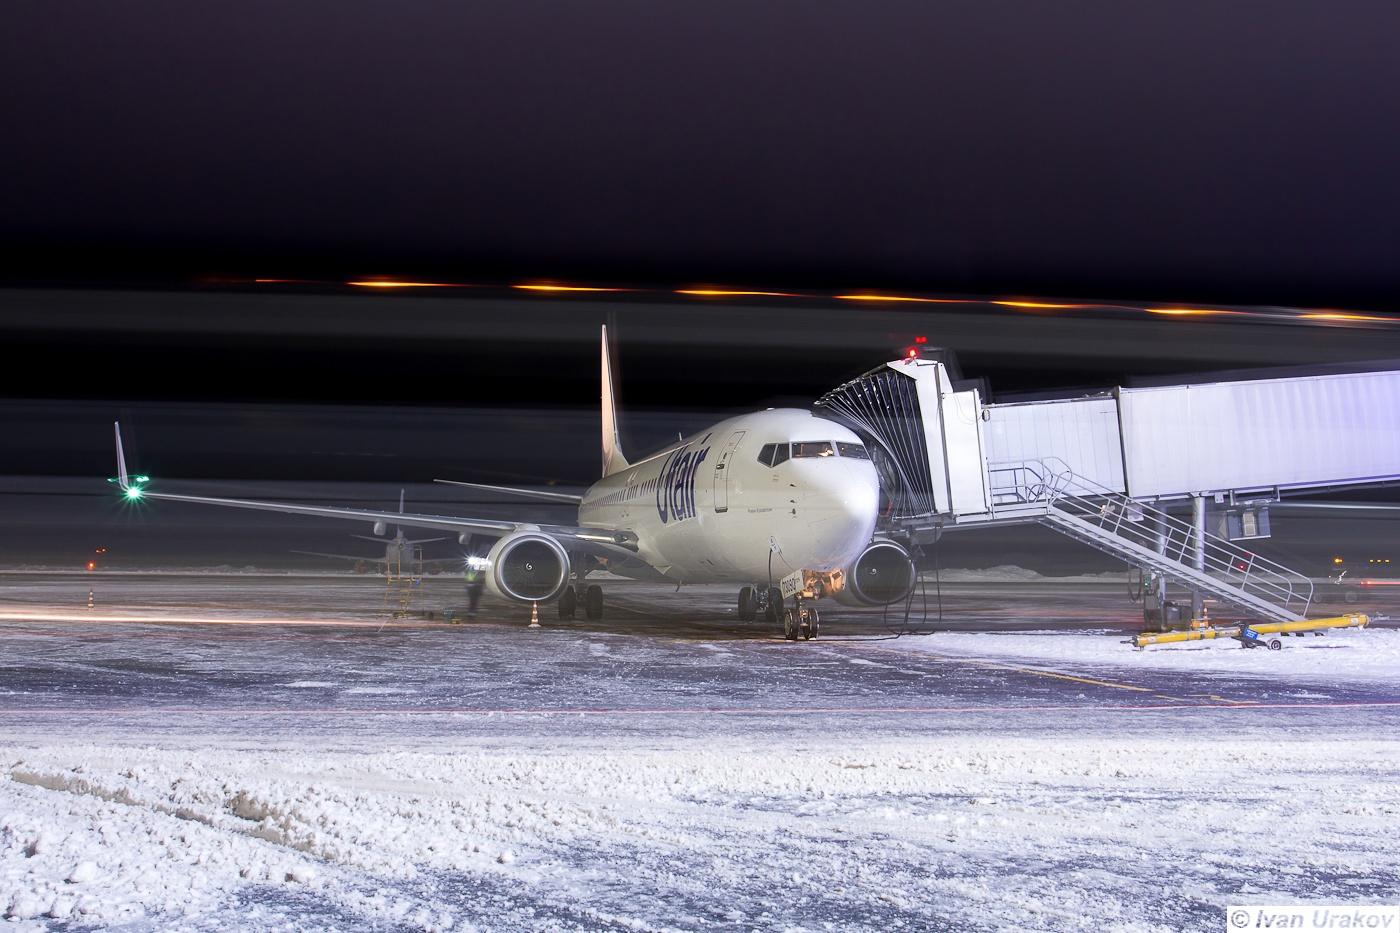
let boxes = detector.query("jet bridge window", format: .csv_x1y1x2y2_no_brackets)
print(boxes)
758,443,790,467
792,441,836,458
837,442,870,459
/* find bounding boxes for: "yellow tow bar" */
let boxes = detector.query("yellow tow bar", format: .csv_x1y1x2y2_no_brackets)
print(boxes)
1133,613,1369,648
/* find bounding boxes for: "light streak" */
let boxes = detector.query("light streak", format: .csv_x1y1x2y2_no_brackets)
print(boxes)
346,280,462,289
676,289,802,298
1146,307,1237,317
0,609,406,628
513,284,627,293
1297,311,1394,323
835,294,963,304
991,300,1097,310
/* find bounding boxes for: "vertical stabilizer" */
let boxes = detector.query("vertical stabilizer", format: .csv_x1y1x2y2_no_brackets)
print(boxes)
601,324,630,476
114,422,130,489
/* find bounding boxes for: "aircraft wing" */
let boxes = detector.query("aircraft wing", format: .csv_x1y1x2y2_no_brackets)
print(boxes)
111,424,638,559
290,549,390,564
132,488,638,557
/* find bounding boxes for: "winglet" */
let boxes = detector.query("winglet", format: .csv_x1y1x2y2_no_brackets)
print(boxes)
114,422,130,489
601,324,630,476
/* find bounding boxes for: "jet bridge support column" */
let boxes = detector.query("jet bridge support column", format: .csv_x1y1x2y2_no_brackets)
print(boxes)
1153,511,1169,620
1191,495,1207,621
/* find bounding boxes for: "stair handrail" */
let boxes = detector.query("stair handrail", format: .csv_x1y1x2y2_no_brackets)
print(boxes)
987,457,1313,617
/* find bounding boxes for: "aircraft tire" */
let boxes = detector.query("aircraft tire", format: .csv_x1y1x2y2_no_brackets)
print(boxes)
738,586,756,621
558,586,578,620
584,585,604,621
804,608,819,640
765,586,784,624
782,607,798,640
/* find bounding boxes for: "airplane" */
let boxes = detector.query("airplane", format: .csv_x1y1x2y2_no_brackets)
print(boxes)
108,326,915,639
291,490,453,575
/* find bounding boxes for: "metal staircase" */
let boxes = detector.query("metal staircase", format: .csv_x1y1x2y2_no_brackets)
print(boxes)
983,459,1314,622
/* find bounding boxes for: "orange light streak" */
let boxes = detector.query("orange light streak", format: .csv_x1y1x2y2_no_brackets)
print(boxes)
676,289,801,298
346,280,461,289
513,284,627,293
835,294,963,304
1146,307,1237,317
991,300,1096,310
1298,311,1393,323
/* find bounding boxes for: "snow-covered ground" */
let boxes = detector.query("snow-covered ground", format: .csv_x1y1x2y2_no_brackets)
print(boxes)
893,626,1400,687
2,575,1398,930
6,735,1400,931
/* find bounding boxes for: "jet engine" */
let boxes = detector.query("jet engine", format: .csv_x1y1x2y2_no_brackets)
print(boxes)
833,540,916,606
484,531,571,603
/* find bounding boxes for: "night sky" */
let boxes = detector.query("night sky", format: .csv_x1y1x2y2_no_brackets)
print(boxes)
4,2,1400,307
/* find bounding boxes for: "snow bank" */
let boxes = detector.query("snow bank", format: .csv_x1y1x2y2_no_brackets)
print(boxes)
3,737,1398,930
889,626,1400,686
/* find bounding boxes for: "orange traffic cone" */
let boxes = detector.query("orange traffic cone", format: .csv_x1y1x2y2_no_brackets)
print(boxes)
529,601,541,628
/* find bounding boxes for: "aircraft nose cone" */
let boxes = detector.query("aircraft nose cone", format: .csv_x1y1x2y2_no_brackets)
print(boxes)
804,461,880,568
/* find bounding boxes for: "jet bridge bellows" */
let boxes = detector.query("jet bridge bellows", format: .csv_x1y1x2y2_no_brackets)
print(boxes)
817,359,990,520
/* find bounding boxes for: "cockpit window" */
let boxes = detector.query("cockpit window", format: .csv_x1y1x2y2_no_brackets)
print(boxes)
837,442,870,459
792,441,836,458
759,442,791,466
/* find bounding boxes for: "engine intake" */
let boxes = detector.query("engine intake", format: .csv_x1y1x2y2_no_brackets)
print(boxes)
836,540,916,606
486,532,570,603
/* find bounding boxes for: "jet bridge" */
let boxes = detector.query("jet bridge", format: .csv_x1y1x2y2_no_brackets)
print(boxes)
816,356,1400,626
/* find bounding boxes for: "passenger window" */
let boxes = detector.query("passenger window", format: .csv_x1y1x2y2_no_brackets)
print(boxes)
757,443,775,467
792,441,835,458
837,442,870,459
770,443,790,466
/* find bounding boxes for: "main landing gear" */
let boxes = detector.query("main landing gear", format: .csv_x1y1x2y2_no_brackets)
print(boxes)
557,584,605,621
737,585,783,623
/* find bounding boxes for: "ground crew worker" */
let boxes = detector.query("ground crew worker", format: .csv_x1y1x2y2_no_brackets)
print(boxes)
465,563,485,618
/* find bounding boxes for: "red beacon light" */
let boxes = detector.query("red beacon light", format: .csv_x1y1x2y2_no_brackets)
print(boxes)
914,335,927,344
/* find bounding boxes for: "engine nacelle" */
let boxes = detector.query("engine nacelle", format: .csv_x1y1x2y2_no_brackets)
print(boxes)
484,531,571,603
833,540,916,606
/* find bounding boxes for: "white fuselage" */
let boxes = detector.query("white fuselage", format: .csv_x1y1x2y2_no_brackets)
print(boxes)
577,408,879,584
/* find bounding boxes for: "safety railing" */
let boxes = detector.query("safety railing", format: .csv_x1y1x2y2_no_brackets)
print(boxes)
987,458,1313,619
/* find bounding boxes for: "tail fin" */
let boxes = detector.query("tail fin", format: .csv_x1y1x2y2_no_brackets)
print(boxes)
114,422,130,489
601,324,629,476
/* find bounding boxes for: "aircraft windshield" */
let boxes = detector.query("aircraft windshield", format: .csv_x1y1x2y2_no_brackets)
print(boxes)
761,440,869,464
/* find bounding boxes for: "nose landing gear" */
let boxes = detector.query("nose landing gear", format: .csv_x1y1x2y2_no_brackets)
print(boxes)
782,601,819,641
